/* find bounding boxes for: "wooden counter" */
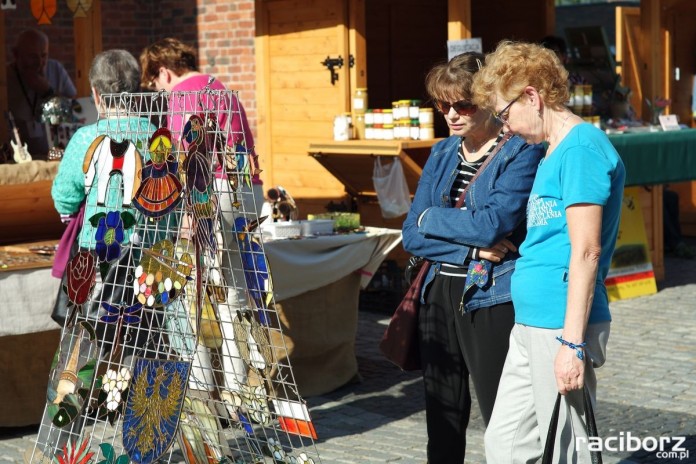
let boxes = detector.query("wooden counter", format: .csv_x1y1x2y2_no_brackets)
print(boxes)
308,138,442,197
0,161,64,245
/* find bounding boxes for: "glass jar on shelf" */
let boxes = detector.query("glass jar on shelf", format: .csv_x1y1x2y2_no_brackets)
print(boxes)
353,88,368,114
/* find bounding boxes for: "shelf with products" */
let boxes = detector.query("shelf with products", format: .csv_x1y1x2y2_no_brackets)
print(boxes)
307,138,442,198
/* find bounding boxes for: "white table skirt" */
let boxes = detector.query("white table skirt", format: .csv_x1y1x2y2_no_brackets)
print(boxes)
0,268,60,337
263,226,402,300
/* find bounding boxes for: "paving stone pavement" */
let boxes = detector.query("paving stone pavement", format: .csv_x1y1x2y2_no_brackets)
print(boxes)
2,250,696,463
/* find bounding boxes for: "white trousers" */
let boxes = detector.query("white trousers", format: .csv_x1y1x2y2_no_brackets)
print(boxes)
485,322,610,464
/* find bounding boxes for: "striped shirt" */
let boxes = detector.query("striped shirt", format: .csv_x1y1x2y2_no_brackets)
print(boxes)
441,133,503,277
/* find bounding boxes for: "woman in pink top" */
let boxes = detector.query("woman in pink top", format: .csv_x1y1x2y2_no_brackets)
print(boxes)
140,38,264,417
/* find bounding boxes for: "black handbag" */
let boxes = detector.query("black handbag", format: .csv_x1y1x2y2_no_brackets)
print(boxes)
542,387,603,464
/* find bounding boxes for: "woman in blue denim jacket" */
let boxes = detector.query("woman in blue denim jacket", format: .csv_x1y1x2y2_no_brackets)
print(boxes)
401,52,544,464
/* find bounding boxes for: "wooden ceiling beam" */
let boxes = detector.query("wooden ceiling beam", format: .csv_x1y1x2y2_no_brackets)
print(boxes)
448,0,471,40
73,0,103,97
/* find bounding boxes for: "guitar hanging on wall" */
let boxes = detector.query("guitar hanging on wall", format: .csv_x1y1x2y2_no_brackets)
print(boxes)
6,111,32,163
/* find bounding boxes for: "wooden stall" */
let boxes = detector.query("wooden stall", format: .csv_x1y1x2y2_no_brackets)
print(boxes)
253,0,552,217
613,0,696,276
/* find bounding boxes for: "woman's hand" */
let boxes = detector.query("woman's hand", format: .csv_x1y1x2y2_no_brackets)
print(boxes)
478,238,517,262
554,344,585,395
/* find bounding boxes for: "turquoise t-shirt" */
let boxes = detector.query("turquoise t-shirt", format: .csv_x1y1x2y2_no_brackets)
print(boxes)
511,123,626,329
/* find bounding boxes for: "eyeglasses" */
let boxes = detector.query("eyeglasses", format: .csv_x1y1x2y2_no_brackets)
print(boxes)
435,99,478,116
493,94,522,125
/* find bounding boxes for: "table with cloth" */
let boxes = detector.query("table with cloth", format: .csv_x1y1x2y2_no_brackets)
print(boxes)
263,227,402,396
608,129,696,280
0,227,401,426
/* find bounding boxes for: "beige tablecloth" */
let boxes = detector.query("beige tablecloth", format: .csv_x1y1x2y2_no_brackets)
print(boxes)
264,227,403,300
264,227,402,396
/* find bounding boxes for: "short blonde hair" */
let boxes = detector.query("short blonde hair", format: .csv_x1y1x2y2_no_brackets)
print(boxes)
472,41,569,111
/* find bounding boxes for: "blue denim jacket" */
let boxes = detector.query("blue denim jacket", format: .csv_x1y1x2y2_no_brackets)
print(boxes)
402,134,545,312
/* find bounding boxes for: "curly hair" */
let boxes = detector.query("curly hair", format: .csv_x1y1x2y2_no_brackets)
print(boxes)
139,37,198,88
472,41,569,111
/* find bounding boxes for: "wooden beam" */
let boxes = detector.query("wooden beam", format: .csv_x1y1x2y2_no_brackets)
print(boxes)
73,0,102,97
254,0,273,186
349,0,366,90
640,0,663,118
0,9,7,144
448,0,471,40
544,0,556,36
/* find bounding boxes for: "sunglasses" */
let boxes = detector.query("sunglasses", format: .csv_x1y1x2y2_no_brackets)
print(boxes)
435,99,478,116
493,94,522,125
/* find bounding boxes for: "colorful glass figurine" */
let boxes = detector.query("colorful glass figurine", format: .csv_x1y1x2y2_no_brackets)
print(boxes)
134,239,193,308
233,216,272,325
133,128,183,220
83,135,143,208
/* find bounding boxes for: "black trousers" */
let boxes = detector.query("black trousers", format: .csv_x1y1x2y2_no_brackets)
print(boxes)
419,273,515,464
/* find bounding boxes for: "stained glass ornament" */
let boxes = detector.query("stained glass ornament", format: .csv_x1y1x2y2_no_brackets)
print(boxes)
97,443,129,464
30,0,56,24
46,321,98,427
63,250,96,327
66,0,92,17
134,239,193,307
1,0,17,11
90,210,136,266
233,216,272,324
182,121,217,253
122,358,191,464
133,128,183,219
272,399,318,439
83,135,143,208
99,301,143,357
93,367,132,426
53,438,95,464
232,310,272,376
177,396,227,464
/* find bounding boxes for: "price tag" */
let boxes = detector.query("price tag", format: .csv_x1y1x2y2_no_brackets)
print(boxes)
659,114,681,131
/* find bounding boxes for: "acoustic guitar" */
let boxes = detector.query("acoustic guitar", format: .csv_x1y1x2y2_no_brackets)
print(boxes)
6,111,32,163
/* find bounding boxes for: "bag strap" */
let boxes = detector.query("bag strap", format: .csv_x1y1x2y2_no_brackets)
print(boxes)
454,131,512,209
542,388,603,464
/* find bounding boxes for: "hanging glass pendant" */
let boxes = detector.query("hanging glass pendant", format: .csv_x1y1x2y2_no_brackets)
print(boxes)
30,0,56,24
66,0,92,17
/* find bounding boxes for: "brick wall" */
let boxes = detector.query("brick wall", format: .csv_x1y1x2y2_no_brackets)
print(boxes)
3,0,258,134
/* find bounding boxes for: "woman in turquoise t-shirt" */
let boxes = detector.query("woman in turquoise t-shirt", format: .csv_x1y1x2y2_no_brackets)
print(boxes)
473,41,626,463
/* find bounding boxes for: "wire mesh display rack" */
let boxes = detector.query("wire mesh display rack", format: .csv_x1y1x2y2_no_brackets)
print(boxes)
26,85,321,464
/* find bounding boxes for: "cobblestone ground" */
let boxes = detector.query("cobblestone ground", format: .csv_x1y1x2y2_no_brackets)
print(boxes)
2,251,695,464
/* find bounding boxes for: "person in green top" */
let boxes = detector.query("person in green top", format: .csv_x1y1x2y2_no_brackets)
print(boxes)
52,49,158,249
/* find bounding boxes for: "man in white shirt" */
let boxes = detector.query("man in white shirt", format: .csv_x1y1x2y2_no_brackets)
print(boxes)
7,28,77,159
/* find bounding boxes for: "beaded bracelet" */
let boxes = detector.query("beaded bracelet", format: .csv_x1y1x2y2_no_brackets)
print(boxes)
556,336,586,360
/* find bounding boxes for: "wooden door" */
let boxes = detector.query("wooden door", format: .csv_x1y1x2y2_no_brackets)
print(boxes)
256,0,351,200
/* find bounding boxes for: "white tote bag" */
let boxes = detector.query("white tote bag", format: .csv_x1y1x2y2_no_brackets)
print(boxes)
372,156,411,218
